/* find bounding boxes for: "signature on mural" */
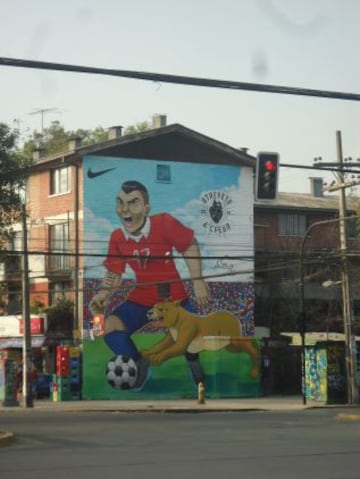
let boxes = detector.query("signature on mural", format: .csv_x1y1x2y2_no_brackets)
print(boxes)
215,258,235,273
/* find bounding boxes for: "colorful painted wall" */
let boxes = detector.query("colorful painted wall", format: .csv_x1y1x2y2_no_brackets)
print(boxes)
304,342,360,404
82,156,260,399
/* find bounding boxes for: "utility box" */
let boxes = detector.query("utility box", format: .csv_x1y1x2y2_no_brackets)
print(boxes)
0,359,19,406
305,342,350,404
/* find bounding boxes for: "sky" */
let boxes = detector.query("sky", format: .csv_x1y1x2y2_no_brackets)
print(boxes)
1,0,360,193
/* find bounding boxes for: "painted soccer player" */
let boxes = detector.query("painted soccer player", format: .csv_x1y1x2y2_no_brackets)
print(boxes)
89,180,210,390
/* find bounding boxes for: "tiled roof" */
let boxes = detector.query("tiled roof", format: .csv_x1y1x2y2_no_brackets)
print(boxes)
255,192,359,212
31,123,256,168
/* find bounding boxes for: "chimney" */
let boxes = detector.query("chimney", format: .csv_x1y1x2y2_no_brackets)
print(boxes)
309,177,324,197
108,126,123,140
152,114,167,128
32,147,45,162
68,137,82,151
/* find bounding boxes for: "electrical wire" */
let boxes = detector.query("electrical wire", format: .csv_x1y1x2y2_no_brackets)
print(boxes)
1,57,360,101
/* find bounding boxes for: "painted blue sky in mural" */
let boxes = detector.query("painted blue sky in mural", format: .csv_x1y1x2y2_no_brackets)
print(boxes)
83,156,254,282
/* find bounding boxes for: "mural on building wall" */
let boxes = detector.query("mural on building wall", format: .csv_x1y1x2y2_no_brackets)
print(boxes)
82,156,259,399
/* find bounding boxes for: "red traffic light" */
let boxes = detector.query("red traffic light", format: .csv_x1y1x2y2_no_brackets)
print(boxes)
265,160,277,172
256,152,279,200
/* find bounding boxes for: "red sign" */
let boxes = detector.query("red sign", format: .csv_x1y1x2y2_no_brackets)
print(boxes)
19,317,44,335
0,315,46,337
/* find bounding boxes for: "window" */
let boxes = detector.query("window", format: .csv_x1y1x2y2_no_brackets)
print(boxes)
156,164,171,183
48,222,70,270
278,214,306,236
49,282,68,306
50,167,70,195
5,231,22,274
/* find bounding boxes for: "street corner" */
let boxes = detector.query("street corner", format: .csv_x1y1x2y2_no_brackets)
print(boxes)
0,431,15,446
336,412,360,422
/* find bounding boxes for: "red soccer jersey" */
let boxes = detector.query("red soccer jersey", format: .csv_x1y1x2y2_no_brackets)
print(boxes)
103,213,194,306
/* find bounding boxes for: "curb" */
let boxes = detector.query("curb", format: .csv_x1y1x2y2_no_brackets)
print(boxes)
0,431,15,446
336,412,360,422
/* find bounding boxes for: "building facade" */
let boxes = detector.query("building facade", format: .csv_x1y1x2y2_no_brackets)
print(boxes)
3,121,359,400
254,178,360,336
1,118,261,399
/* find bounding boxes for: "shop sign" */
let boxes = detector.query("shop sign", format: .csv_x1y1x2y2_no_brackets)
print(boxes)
0,336,46,349
0,316,46,337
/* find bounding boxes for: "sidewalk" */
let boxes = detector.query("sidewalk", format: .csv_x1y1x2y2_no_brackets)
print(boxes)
0,395,354,414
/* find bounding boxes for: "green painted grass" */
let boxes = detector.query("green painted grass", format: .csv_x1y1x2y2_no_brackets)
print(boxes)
82,333,261,400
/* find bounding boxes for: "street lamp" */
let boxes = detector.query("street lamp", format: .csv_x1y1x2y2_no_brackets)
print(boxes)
322,280,342,289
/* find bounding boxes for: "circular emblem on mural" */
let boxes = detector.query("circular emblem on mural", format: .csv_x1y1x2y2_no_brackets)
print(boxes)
200,190,233,235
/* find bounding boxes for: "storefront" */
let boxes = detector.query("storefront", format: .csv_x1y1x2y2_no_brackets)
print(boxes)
0,315,48,397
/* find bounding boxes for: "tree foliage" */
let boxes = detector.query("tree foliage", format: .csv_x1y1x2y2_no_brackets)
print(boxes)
0,123,30,255
123,121,151,135
22,121,109,157
44,296,74,334
22,120,151,158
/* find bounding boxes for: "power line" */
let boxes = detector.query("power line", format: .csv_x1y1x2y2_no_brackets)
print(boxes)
1,56,360,101
281,163,360,174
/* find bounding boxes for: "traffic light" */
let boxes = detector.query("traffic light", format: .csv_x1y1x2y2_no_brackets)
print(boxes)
256,152,279,200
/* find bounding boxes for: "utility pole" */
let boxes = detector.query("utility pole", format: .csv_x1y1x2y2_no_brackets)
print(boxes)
335,131,358,404
21,203,33,408
315,130,359,404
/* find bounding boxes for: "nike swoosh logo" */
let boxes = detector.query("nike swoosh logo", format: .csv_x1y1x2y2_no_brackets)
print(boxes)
87,167,116,178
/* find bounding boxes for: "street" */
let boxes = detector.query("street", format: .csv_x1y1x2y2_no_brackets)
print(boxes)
1,408,360,479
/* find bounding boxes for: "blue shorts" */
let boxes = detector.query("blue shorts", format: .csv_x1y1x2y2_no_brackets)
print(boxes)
112,299,195,335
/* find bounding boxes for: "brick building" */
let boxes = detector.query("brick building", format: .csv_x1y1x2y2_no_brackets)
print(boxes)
254,177,360,336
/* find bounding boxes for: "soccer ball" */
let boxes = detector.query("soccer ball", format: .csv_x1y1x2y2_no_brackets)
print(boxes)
106,355,138,390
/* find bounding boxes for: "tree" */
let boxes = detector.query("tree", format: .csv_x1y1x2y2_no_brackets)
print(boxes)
0,123,30,256
0,123,30,313
22,120,152,158
23,121,72,157
44,296,74,335
123,121,151,135
73,125,108,146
